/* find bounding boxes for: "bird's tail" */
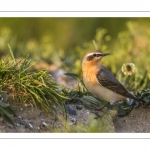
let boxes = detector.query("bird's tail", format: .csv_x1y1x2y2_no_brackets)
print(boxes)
134,96,145,103
128,92,145,103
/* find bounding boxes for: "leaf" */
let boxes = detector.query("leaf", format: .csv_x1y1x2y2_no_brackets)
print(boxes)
82,96,101,105
139,70,148,87
2,114,14,125
5,107,16,117
8,44,16,64
64,73,80,79
114,103,133,117
141,90,150,98
0,107,14,117
0,102,10,108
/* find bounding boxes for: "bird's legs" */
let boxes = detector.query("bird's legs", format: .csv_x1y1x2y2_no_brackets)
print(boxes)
91,102,110,119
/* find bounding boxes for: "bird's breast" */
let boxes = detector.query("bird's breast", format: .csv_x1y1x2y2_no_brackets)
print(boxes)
83,69,125,103
83,67,99,86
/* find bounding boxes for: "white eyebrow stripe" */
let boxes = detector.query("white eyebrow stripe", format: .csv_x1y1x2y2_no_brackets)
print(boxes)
86,53,94,57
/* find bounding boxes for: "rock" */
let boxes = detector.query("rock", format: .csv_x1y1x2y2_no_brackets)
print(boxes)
69,117,76,123
76,106,82,110
19,120,33,129
24,103,31,107
16,123,20,127
39,112,45,119
17,116,22,119
20,120,27,126
28,123,33,128
41,121,48,127
66,105,76,115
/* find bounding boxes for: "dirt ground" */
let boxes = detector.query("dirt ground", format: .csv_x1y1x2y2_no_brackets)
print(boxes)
1,101,150,133
115,106,150,132
0,67,150,133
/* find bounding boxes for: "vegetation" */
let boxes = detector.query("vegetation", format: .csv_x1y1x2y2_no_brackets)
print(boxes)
52,113,115,133
0,18,150,132
0,46,67,124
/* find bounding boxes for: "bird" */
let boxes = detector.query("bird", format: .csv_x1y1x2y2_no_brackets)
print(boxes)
82,50,144,105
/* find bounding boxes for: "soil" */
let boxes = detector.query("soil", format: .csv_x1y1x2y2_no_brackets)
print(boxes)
0,67,150,133
115,106,150,132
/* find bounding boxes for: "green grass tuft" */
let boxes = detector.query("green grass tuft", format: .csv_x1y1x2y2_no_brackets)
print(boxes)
0,50,67,120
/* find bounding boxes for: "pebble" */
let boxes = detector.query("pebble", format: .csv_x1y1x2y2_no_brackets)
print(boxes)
86,111,90,114
126,99,134,105
0,97,4,101
24,103,31,107
20,120,27,126
19,120,33,129
16,123,20,127
17,116,22,119
42,121,48,127
69,117,76,123
126,99,139,107
39,112,45,119
28,123,33,128
66,105,76,115
76,106,82,110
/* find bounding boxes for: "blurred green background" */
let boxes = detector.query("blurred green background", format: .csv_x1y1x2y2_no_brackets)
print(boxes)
0,18,150,77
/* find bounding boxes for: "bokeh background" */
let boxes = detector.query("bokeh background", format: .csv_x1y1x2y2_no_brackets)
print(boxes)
0,18,150,76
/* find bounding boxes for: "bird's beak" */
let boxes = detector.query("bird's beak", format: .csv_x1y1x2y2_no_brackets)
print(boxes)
102,53,110,57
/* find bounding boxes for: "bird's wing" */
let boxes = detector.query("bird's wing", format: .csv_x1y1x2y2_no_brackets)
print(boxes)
96,65,138,100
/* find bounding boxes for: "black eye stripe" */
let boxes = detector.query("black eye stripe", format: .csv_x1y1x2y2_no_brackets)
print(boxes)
93,53,102,57
96,54,102,57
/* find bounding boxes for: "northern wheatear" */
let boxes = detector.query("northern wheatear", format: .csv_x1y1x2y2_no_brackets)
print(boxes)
82,50,143,105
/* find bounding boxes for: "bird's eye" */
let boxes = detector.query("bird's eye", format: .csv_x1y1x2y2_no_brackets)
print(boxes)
93,54,96,57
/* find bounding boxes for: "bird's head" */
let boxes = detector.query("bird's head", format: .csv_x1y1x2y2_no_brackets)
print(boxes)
82,50,110,68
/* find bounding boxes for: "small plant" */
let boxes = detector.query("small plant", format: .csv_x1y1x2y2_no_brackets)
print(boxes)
117,63,150,91
52,114,115,133
0,46,67,125
136,89,150,106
